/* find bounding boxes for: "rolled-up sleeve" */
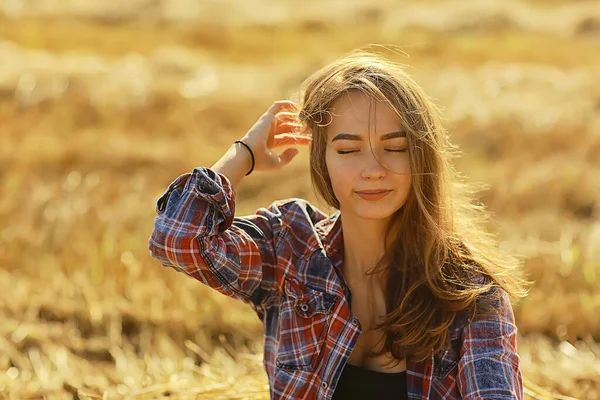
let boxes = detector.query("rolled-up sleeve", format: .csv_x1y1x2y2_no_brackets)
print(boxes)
148,167,280,309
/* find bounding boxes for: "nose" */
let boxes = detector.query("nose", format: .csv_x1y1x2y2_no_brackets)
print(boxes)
361,152,386,180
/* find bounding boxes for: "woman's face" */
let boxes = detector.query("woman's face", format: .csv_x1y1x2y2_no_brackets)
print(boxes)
325,91,412,221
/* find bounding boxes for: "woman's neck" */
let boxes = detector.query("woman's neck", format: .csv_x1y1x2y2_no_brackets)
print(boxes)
339,211,391,278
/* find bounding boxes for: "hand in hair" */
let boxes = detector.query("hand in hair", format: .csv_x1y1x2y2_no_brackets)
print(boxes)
240,100,311,172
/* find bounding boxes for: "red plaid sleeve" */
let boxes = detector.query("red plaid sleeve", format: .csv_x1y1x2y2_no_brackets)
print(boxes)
148,167,280,308
457,289,523,399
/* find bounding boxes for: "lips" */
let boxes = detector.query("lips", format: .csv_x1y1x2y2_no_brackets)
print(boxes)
354,189,392,201
355,190,391,194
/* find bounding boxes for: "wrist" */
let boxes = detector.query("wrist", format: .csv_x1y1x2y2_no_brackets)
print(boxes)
233,140,255,176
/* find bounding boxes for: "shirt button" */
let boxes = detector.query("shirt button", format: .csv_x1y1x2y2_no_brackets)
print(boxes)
321,381,328,389
300,304,309,312
352,318,359,326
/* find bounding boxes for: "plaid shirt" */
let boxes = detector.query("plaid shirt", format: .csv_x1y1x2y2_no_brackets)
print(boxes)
148,167,523,400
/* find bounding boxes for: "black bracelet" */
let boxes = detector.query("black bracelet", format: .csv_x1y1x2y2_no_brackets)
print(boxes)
234,140,255,176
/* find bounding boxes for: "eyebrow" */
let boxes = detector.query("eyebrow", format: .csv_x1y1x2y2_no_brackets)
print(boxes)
331,131,406,142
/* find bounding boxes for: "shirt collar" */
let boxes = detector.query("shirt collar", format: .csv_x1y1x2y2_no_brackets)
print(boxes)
315,210,344,269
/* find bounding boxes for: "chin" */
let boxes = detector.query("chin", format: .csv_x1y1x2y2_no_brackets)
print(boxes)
348,203,400,221
355,211,397,221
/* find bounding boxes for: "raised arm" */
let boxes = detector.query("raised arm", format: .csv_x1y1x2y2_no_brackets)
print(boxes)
148,100,311,309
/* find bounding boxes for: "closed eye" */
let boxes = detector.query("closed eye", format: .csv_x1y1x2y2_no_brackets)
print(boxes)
337,148,407,154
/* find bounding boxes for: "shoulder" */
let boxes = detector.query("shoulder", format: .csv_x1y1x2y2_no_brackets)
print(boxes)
235,198,330,241
263,198,330,226
460,281,516,339
473,276,513,315
258,199,334,260
451,273,514,329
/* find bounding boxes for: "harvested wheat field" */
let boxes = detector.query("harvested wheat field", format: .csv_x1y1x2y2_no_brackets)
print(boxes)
1,0,600,398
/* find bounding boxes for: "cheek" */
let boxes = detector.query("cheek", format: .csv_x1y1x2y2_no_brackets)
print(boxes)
325,149,343,179
393,167,412,189
381,153,411,173
403,175,413,192
325,153,351,197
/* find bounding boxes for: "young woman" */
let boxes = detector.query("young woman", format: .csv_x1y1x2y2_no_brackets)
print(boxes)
149,50,527,399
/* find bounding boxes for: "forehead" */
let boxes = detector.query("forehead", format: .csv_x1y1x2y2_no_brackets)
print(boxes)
327,91,400,138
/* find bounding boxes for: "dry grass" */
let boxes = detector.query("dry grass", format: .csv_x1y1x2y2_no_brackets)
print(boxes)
0,0,599,399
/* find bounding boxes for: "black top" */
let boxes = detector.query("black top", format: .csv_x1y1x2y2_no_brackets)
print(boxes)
331,362,408,400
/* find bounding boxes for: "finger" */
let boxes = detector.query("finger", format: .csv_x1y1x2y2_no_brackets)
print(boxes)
274,122,303,135
274,132,312,141
277,148,300,167
267,100,298,116
275,111,300,123
273,138,311,148
272,134,312,147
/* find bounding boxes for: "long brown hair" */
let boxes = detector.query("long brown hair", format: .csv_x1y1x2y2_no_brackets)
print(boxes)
296,49,528,362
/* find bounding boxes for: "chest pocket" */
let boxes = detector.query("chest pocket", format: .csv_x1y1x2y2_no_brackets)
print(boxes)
276,278,337,371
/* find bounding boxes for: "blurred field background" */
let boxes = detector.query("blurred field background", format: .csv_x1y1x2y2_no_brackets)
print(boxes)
1,0,600,398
